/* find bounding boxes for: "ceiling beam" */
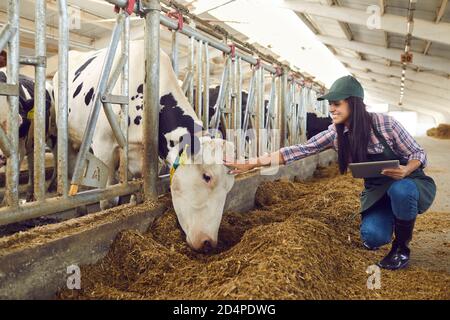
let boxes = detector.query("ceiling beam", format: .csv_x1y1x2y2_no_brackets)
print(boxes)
379,0,386,15
282,0,450,46
316,35,450,74
364,85,450,123
436,0,449,23
336,55,450,91
349,68,450,101
361,80,450,115
420,0,448,71
323,0,364,60
367,90,447,124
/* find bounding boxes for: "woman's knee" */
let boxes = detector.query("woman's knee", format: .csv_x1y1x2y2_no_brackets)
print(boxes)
387,179,419,202
387,179,420,220
360,224,392,248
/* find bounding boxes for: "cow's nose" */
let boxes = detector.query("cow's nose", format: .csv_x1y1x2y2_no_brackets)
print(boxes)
202,239,213,253
0,155,6,167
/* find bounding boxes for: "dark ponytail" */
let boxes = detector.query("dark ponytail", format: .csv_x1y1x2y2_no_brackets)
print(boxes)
336,96,372,174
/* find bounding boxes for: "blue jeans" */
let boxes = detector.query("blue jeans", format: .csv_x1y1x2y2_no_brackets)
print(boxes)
360,178,419,248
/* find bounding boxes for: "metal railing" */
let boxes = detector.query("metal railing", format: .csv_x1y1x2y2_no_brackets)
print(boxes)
0,0,327,226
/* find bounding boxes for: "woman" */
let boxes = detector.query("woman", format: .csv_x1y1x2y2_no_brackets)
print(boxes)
224,75,436,270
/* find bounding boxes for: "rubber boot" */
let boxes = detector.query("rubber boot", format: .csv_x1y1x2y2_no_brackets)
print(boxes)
377,217,416,270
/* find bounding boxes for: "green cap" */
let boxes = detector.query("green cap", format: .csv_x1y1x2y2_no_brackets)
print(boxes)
317,75,364,101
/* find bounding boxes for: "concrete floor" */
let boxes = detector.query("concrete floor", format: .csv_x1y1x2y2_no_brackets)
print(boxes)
416,136,450,212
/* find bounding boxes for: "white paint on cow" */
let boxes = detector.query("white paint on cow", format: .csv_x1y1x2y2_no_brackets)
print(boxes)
53,40,235,252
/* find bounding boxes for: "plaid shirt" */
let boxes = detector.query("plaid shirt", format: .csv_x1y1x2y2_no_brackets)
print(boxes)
280,112,427,167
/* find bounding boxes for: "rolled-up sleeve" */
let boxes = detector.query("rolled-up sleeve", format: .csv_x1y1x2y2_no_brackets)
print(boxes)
390,117,427,168
280,125,336,165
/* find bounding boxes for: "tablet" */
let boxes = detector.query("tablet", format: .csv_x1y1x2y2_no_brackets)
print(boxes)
349,160,400,179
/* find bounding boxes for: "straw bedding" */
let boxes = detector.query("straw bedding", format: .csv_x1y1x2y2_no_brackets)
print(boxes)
59,165,450,300
427,124,450,139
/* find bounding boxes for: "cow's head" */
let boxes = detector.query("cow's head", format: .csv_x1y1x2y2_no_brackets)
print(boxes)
169,137,235,253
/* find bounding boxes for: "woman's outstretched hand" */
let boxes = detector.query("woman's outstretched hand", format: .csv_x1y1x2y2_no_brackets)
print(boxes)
223,151,286,174
223,158,258,174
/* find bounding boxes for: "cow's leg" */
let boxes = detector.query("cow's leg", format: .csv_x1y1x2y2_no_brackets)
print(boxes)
46,135,58,192
24,142,35,202
93,141,120,210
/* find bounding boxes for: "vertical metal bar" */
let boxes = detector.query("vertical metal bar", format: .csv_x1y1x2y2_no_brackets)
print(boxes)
201,42,209,129
0,24,14,54
5,0,20,208
212,58,229,131
34,0,46,202
280,69,287,148
230,55,237,131
266,75,276,151
242,68,256,135
119,13,130,184
258,67,265,156
235,57,242,158
195,39,202,119
69,13,125,195
143,0,160,200
171,30,179,77
225,54,232,133
57,0,69,197
188,36,195,106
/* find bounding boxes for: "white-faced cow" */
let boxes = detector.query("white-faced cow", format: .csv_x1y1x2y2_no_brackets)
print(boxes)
0,69,57,202
53,40,235,252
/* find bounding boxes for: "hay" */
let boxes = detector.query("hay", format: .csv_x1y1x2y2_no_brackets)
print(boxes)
58,165,450,300
427,124,450,139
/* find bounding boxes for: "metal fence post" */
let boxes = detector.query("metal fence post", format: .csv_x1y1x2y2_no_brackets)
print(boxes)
201,42,209,129
5,0,20,208
34,0,47,202
143,0,160,200
57,0,69,197
119,12,130,184
280,68,287,148
195,39,202,119
171,30,179,77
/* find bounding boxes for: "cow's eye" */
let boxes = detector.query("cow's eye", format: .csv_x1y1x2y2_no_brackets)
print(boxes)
202,173,211,183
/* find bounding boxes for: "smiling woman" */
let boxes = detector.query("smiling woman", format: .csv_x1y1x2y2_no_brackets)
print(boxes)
224,75,437,271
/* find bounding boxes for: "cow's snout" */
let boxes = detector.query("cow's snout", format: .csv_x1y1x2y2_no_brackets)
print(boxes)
0,154,7,167
189,233,217,253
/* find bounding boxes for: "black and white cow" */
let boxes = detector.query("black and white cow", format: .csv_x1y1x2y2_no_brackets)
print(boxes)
0,69,57,202
53,40,235,252
306,112,332,140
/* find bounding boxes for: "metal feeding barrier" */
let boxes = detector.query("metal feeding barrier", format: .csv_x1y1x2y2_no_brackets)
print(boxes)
0,0,327,226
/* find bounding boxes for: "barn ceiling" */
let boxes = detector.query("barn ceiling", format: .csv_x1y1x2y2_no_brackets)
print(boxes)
282,0,450,122
0,0,449,122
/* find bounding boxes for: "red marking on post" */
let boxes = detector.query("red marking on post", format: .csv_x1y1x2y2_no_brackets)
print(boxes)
167,11,184,31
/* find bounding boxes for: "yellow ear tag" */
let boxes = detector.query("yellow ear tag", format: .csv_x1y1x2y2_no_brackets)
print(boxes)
27,108,34,120
169,144,189,186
